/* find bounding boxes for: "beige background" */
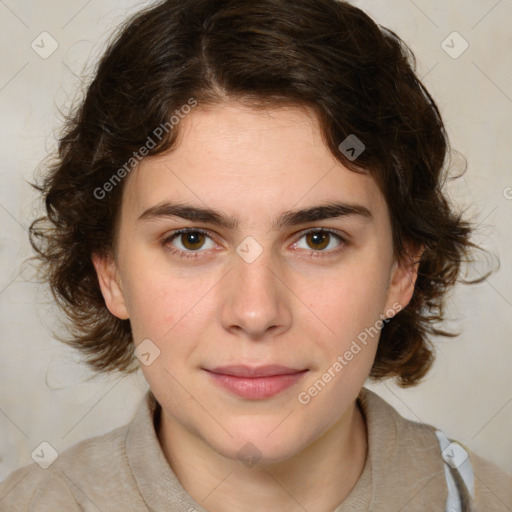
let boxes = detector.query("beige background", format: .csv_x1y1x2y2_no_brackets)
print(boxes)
0,0,511,483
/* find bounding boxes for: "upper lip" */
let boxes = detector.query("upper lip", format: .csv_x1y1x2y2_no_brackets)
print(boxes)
206,365,307,378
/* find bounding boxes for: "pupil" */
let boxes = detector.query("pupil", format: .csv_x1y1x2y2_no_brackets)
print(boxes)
308,231,329,250
183,232,204,250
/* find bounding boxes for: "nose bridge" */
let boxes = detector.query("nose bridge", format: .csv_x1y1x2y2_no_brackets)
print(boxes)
220,236,291,337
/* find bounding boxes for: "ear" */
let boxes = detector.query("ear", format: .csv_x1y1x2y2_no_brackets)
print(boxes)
383,244,424,318
92,253,129,320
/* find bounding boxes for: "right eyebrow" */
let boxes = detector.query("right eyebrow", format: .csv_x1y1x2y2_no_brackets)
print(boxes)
137,200,373,230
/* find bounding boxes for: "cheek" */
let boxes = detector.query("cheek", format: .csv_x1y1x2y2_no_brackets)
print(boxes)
128,274,207,391
119,254,185,344
121,255,218,358
294,264,388,412
301,258,391,346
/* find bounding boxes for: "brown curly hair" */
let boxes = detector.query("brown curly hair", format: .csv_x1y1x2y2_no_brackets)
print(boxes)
29,0,489,386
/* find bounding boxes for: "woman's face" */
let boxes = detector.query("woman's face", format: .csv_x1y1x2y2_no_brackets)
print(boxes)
94,102,416,464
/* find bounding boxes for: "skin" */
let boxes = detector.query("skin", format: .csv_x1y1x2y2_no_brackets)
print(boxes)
93,102,420,511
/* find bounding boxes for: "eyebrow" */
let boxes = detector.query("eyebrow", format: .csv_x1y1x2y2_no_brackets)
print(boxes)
137,200,373,230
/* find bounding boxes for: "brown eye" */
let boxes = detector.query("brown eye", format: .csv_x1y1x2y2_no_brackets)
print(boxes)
180,231,206,250
292,229,347,256
164,229,216,255
305,231,330,250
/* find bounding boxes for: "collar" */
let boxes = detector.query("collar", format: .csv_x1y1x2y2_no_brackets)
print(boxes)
125,387,447,511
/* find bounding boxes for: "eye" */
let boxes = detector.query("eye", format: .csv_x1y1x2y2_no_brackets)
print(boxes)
291,228,347,256
162,227,348,260
163,228,216,258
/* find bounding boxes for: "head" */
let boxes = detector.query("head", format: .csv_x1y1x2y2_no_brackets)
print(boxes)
30,0,482,462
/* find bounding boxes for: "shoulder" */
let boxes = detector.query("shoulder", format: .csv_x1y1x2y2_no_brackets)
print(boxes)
467,447,512,509
358,387,512,508
0,423,133,511
358,387,446,456
0,465,79,511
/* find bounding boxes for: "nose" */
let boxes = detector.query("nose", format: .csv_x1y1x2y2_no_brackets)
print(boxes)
219,246,292,340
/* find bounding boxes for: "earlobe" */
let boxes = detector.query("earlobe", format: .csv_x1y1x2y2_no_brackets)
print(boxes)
92,253,130,320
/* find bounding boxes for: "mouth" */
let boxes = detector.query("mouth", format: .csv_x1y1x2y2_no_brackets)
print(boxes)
203,365,309,399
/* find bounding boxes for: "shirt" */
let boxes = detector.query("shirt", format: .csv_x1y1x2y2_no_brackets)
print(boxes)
0,388,510,511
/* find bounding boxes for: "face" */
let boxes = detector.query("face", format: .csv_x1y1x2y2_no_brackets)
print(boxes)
94,102,417,464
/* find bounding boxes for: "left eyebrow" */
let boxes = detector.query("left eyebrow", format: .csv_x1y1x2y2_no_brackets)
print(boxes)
137,200,373,230
273,201,373,230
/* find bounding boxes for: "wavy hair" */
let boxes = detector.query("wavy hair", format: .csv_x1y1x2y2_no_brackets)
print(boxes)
29,0,490,385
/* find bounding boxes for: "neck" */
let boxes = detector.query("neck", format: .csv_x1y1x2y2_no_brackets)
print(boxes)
158,400,368,512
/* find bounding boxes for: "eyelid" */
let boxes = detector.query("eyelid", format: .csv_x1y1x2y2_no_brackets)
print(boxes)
163,227,217,251
289,227,348,256
292,226,349,243
162,226,349,258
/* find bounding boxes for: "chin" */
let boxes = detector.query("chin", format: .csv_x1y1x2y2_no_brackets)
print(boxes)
204,424,310,466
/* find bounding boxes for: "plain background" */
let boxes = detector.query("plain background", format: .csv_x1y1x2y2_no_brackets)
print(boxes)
0,0,511,482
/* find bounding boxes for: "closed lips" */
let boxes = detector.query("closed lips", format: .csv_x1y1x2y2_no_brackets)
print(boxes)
205,365,308,378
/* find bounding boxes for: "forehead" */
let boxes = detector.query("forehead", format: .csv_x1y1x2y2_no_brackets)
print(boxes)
121,103,388,227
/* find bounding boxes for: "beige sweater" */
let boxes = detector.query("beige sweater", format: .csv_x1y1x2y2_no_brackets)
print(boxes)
0,388,510,511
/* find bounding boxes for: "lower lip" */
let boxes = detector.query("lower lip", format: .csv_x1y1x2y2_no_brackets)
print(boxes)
205,371,308,399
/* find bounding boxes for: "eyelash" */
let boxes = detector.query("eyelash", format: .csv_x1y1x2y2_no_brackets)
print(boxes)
162,228,349,260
